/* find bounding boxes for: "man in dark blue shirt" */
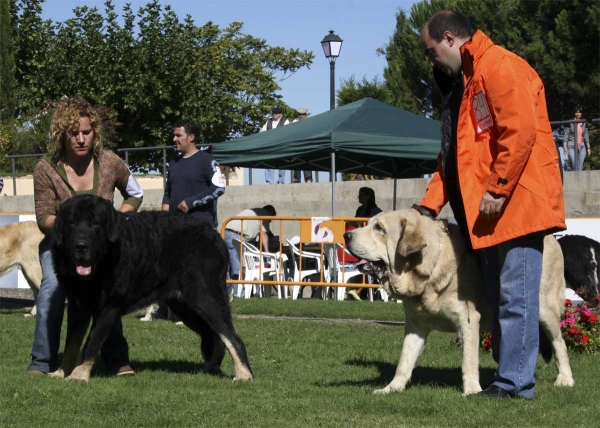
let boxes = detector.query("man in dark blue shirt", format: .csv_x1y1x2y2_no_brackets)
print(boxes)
162,119,225,226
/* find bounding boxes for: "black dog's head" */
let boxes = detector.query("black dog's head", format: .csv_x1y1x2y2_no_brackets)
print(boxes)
53,194,121,279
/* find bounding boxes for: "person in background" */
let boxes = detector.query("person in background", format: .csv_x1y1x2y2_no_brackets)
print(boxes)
156,119,224,319
563,104,591,171
354,187,382,219
224,205,277,300
347,187,382,301
260,107,289,184
415,10,565,399
291,107,313,183
26,98,144,376
162,119,225,224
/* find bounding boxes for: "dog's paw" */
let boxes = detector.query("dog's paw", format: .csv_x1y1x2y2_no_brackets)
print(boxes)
554,377,575,387
48,369,65,379
66,366,90,382
232,374,254,383
373,384,404,395
66,373,89,383
463,381,482,396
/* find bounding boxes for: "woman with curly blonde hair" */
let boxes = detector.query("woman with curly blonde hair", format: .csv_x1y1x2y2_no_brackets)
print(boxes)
26,98,144,377
47,98,104,163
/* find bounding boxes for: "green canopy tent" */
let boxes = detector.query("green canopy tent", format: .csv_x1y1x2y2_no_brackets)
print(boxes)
213,98,441,214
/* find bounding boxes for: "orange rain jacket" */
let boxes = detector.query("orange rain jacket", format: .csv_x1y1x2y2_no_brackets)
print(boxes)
419,30,565,250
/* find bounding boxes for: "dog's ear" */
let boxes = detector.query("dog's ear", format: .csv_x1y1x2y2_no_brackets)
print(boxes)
103,198,121,243
396,215,427,257
51,198,72,246
52,210,64,246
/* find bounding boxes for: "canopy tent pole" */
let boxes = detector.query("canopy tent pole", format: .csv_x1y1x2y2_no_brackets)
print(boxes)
331,151,336,216
393,177,397,210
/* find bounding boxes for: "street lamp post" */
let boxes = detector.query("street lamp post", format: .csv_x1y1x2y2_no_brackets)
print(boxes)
321,30,343,214
320,30,343,110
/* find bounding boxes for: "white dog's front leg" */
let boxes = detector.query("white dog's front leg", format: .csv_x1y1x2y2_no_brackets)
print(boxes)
374,324,429,394
460,314,482,396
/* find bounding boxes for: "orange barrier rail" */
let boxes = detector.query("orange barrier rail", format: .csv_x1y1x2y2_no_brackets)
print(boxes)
220,215,387,301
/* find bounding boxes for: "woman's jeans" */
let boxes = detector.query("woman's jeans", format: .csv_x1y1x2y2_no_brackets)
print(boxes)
479,232,544,399
27,237,130,373
568,147,586,171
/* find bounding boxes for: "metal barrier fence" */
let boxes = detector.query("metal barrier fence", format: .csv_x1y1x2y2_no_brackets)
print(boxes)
4,118,598,195
220,215,386,301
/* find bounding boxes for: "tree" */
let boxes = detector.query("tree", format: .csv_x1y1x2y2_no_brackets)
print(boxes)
10,0,314,171
380,0,600,121
337,75,391,107
0,0,16,121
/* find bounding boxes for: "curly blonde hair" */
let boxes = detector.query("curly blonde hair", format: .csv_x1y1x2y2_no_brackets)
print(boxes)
48,98,104,163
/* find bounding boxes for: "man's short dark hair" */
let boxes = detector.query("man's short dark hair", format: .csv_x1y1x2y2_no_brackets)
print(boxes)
424,10,474,42
173,119,200,142
262,205,276,216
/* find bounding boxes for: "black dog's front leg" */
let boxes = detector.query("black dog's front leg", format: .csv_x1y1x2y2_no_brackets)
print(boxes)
67,307,121,382
48,302,91,380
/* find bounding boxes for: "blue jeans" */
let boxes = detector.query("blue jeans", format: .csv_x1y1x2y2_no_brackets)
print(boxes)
479,232,544,399
265,169,285,184
568,147,586,171
27,238,130,373
224,230,241,295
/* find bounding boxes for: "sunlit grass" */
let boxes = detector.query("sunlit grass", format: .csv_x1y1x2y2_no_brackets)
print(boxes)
0,299,596,428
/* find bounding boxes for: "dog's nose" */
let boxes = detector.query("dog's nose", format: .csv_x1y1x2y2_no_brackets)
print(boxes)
344,232,352,243
75,241,89,253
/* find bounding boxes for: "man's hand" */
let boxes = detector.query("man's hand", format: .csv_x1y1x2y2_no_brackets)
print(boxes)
479,191,506,219
177,201,189,213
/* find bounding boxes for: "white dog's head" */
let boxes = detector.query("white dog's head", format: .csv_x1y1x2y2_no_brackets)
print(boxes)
345,210,441,286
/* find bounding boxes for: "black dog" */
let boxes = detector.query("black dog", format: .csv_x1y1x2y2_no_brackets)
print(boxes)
49,194,253,383
557,234,599,304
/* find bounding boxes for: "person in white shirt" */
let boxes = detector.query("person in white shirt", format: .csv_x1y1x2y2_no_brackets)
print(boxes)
291,107,313,183
260,107,289,184
224,205,277,299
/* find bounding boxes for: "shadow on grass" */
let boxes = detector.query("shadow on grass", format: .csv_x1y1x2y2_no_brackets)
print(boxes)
90,359,225,378
316,358,495,392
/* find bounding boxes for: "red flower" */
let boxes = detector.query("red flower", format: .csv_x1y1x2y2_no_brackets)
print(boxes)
565,299,572,306
581,335,590,344
568,327,577,334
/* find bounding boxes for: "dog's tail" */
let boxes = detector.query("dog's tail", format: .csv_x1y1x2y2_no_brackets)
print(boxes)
539,326,553,364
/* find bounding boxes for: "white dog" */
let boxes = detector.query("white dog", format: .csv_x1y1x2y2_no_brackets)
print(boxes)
345,210,574,395
0,222,43,317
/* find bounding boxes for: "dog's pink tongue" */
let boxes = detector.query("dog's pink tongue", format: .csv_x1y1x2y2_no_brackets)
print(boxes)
76,265,92,276
352,259,370,270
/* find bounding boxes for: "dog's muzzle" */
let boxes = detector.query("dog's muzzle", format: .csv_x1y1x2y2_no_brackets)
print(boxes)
354,259,387,280
73,240,93,277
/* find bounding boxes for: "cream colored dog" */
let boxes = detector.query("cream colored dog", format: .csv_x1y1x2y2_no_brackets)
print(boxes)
345,210,574,395
0,221,44,317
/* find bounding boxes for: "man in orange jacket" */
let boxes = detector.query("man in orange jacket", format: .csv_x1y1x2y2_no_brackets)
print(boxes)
413,10,566,399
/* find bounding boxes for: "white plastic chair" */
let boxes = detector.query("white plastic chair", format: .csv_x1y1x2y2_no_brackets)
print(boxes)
241,241,288,299
285,236,326,300
323,243,363,301
232,238,281,298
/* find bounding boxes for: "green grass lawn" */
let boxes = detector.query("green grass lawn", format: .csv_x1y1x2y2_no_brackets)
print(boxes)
0,299,597,428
